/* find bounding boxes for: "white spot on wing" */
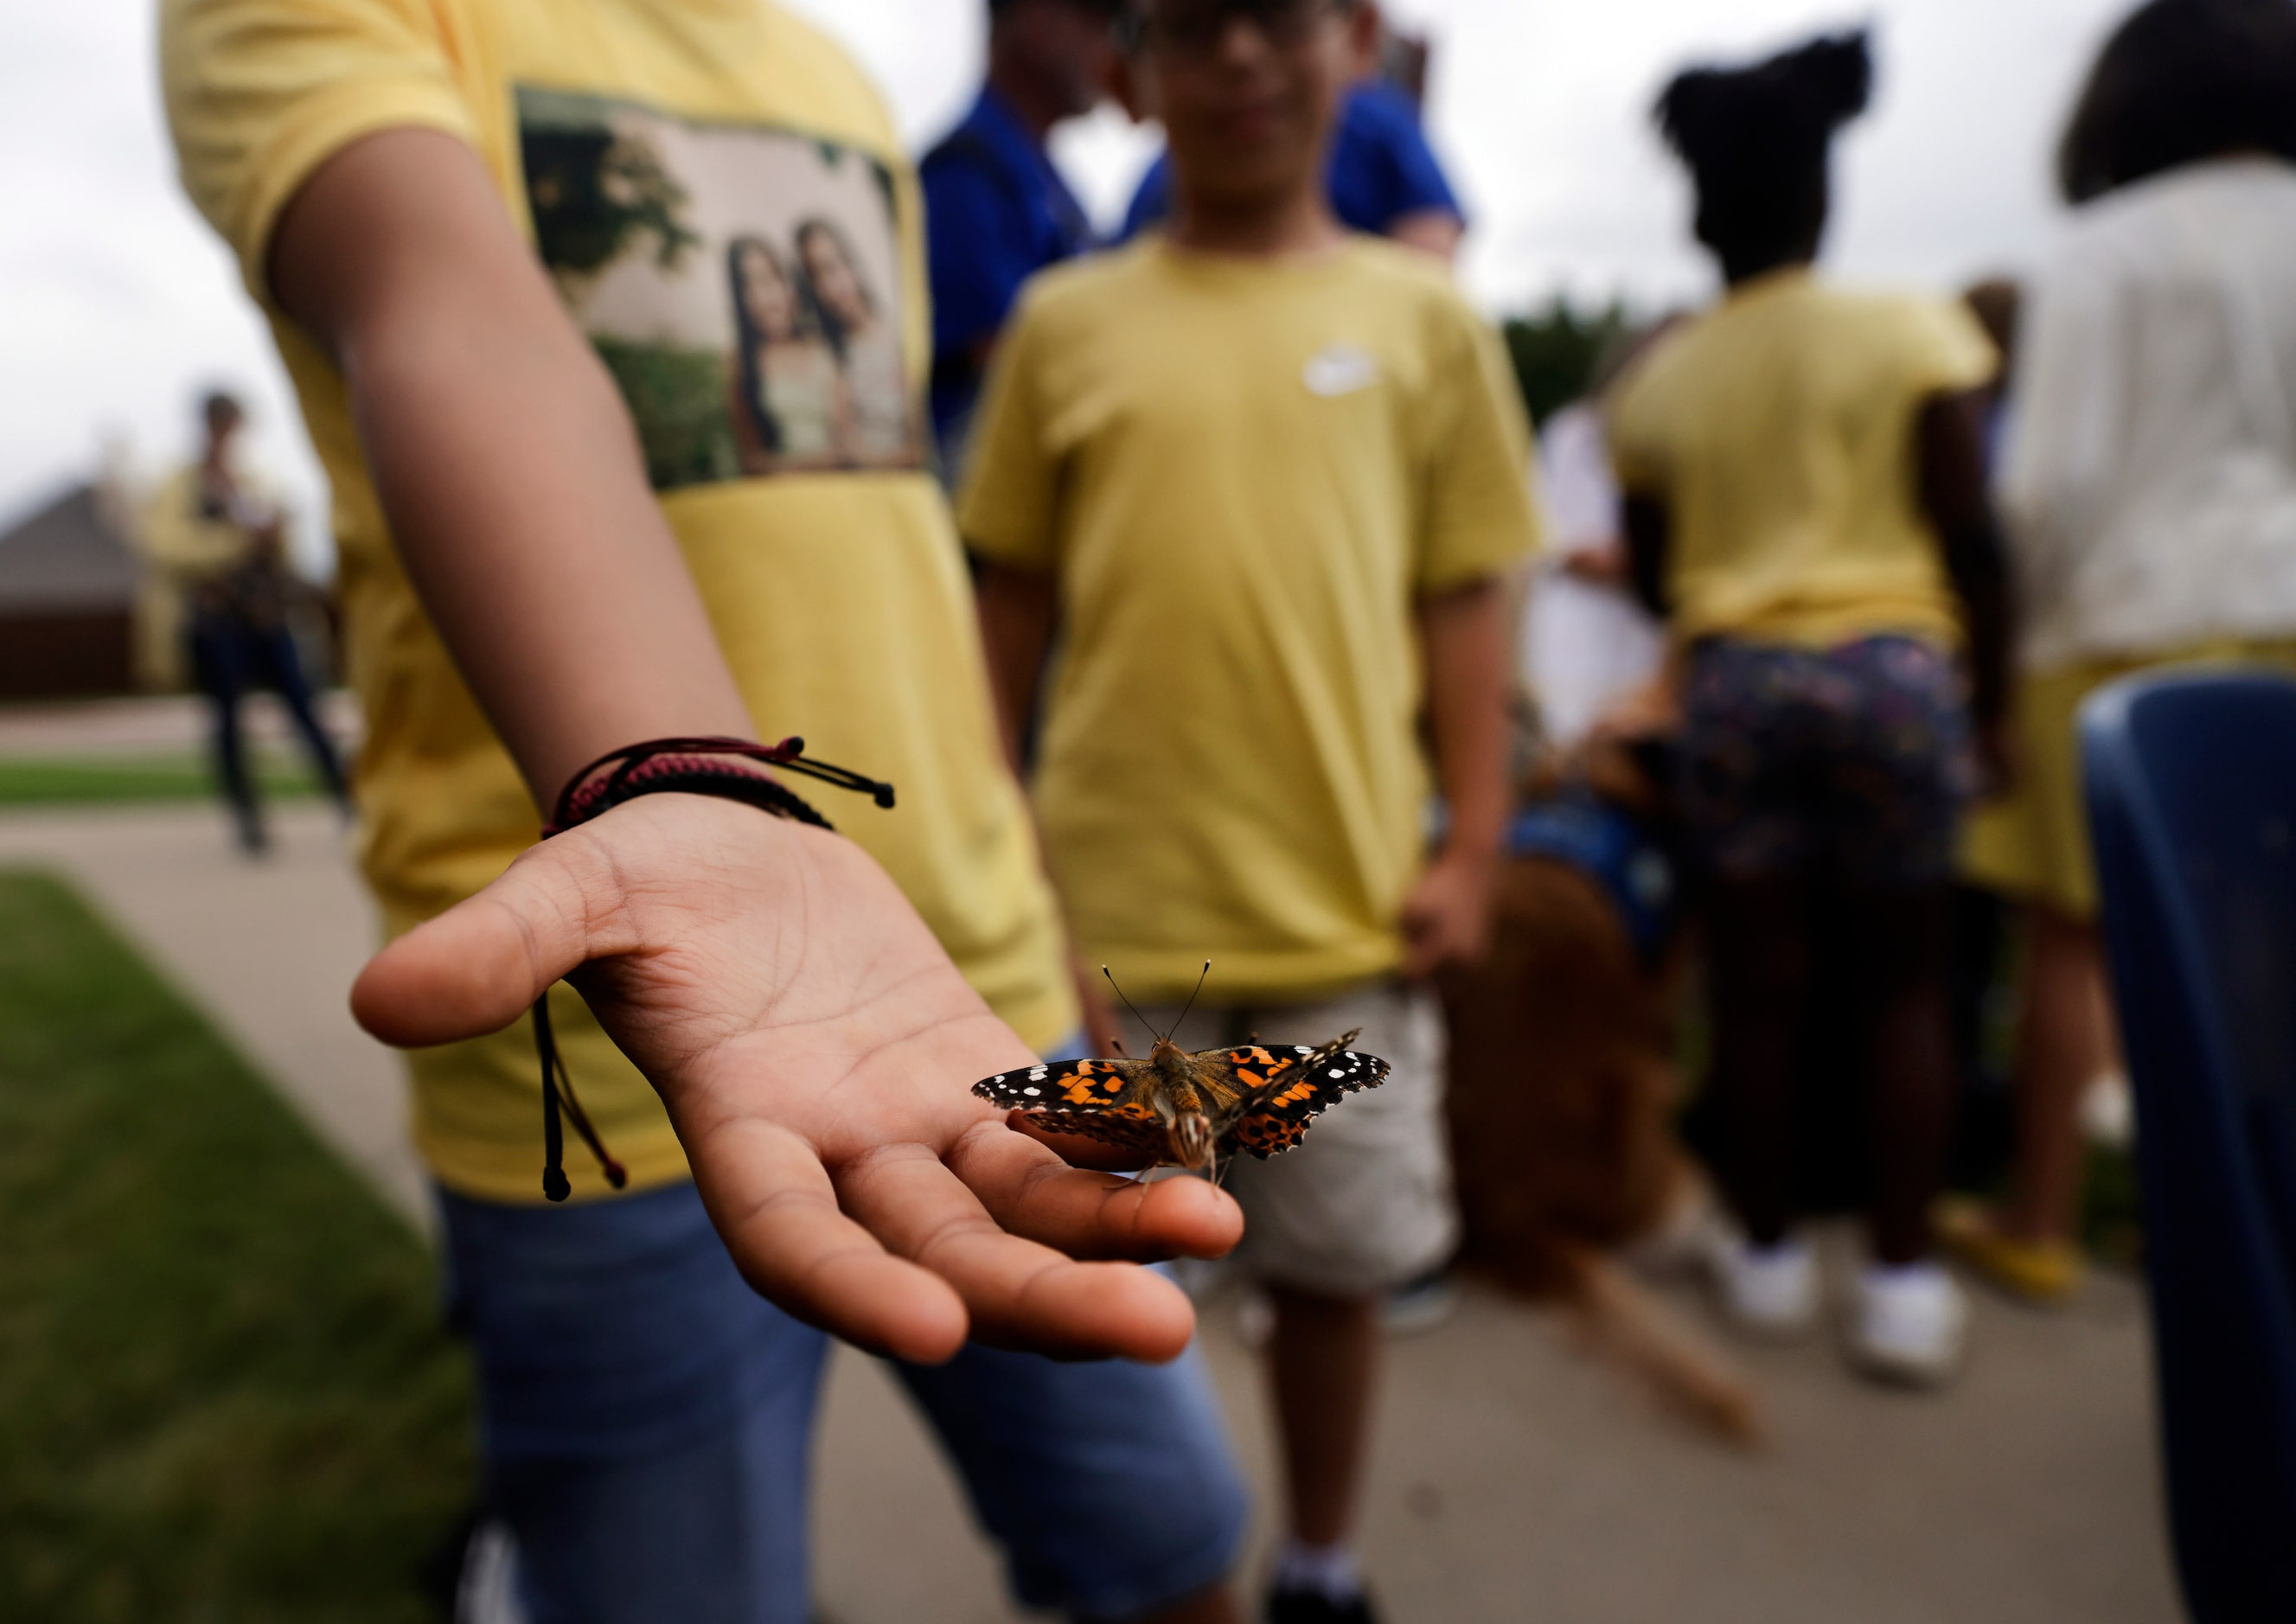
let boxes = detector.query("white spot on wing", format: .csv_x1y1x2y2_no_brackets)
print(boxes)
1023,1086,1040,1097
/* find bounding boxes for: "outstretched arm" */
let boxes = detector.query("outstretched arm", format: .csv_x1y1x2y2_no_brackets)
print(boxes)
279,127,1237,1364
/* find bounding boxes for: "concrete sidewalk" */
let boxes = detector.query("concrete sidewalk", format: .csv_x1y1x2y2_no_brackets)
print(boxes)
0,801,2183,1623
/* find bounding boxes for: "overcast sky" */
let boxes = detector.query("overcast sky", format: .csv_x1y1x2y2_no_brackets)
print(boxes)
1,0,2133,560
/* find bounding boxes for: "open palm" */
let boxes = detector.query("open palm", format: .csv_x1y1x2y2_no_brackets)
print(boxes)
351,794,1240,1365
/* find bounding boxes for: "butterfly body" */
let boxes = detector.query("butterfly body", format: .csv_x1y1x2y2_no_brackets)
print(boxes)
975,1028,1390,1175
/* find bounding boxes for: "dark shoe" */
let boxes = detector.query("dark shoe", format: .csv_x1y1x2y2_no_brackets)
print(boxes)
1265,1583,1380,1624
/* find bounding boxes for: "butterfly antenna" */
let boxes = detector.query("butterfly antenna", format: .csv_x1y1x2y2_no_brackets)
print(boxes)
1172,960,1212,1038
1102,966,1157,1048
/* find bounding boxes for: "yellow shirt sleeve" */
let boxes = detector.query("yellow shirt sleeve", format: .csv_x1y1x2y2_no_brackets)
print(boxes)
161,0,481,301
954,296,1061,571
1896,297,1999,403
1602,358,1664,496
1416,303,1545,591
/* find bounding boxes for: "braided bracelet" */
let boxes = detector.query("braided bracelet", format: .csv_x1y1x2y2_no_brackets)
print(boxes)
530,735,895,1201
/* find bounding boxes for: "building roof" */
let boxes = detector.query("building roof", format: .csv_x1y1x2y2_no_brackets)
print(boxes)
0,483,141,612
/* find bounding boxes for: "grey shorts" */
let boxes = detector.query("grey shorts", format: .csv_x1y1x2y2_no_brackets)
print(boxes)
1133,981,1456,1298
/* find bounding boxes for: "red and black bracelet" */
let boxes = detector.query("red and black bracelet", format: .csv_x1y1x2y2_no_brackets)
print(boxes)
530,735,895,1201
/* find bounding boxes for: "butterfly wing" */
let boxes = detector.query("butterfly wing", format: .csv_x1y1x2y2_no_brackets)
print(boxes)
1214,1041,1391,1160
973,1057,1168,1160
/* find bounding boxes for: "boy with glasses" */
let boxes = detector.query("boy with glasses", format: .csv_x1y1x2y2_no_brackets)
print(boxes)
965,3,1541,1619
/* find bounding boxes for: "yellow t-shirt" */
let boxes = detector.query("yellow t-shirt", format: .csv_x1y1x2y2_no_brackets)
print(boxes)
1606,269,1997,649
960,237,1543,1002
139,466,266,585
162,0,1077,1200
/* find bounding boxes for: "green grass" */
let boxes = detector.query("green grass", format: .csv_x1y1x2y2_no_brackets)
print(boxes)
0,755,325,808
0,869,473,1623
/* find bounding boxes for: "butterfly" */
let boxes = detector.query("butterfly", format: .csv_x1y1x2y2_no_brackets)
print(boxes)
972,965,1391,1178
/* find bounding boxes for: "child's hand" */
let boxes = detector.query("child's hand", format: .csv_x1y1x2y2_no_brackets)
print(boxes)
1974,715,2019,800
1399,848,1500,980
350,794,1241,1366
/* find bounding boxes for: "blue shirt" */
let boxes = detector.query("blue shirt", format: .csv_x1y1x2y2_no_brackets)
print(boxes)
1121,81,1462,241
920,88,1096,465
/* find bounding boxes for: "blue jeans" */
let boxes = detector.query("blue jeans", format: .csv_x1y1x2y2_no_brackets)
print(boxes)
438,1178,1246,1623
186,614,349,843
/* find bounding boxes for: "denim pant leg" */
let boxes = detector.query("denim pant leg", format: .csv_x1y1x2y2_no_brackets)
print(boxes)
189,617,258,835
438,1180,831,1624
895,1334,1249,1620
248,623,350,803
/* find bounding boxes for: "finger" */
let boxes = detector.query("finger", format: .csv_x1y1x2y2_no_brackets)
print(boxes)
693,1117,972,1363
350,834,623,1046
971,1119,1244,1259
835,1140,1200,1363
1005,1112,1156,1172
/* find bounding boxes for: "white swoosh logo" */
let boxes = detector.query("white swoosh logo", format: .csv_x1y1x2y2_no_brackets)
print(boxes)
1302,345,1377,398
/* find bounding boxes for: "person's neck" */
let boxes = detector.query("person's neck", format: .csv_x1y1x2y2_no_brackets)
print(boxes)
1721,246,1817,290
1165,187,1343,261
985,54,1065,145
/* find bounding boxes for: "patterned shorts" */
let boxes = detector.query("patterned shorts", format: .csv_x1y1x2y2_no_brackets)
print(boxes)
1680,635,1974,888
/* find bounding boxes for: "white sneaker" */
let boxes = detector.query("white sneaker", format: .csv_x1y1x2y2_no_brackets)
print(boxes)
1704,1226,1820,1338
1849,1262,1968,1387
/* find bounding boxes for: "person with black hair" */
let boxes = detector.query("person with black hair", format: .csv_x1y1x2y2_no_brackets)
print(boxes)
1953,0,2296,1305
1609,29,2015,1386
920,0,1118,476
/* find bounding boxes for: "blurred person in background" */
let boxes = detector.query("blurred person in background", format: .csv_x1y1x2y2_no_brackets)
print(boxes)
965,2,1540,1614
138,388,352,854
1522,323,1672,754
1950,0,2296,1304
1117,9,1465,263
1610,29,2014,1386
921,0,1119,476
163,0,1254,1619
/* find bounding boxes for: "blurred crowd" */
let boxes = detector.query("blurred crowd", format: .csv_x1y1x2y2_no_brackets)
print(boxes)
130,0,2296,1621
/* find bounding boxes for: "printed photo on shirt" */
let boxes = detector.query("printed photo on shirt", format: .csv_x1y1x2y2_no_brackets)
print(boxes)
518,86,922,488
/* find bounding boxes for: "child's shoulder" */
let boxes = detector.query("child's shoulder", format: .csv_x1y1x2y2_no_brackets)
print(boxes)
1786,278,1962,337
1336,233,1477,311
1325,236,1496,368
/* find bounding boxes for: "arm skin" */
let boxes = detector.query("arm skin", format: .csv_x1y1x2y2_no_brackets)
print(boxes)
1385,207,1465,265
969,559,1122,1058
277,127,1238,1365
1916,389,2018,788
1622,494,1672,621
1403,578,1513,976
974,559,1060,779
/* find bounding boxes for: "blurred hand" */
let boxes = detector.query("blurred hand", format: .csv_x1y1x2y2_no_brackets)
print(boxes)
1974,715,2018,801
1561,541,1630,585
351,794,1241,1365
1399,848,1499,981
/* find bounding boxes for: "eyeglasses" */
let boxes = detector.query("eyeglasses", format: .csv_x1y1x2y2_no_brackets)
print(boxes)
1115,0,1344,61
